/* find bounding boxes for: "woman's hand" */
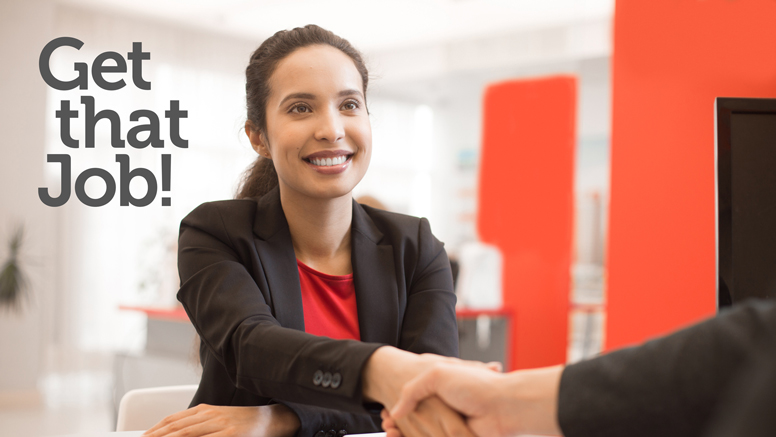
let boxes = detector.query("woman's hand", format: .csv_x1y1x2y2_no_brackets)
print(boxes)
141,403,301,437
362,346,503,408
362,347,503,437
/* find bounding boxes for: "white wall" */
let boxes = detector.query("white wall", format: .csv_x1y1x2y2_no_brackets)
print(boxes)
0,0,56,401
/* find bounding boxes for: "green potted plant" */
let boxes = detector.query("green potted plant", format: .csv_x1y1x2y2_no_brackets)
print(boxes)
0,225,30,312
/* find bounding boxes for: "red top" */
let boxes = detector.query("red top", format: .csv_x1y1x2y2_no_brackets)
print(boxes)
297,260,361,341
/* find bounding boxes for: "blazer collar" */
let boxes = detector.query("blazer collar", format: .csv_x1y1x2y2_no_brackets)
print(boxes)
252,186,288,241
350,196,384,245
251,186,399,345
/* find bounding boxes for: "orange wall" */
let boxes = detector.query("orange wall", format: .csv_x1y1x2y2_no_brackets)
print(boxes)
606,0,776,349
479,76,575,370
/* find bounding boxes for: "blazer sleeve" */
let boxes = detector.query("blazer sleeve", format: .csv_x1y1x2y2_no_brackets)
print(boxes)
558,300,776,437
177,202,383,414
279,217,460,437
275,401,382,437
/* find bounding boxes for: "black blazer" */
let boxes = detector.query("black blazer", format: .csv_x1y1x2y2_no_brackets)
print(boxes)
177,187,458,437
558,299,776,437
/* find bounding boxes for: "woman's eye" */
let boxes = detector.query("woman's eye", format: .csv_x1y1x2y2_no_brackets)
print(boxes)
290,104,311,114
341,100,359,111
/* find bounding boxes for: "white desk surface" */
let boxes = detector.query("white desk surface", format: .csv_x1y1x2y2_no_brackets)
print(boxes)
51,433,144,437
52,433,385,437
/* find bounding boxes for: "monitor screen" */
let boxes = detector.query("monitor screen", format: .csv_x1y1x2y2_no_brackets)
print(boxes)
716,97,776,308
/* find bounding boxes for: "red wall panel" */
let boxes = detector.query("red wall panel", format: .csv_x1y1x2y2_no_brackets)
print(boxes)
478,76,576,370
607,0,776,349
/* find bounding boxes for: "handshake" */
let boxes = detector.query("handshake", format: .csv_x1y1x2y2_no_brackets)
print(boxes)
362,347,564,437
367,300,776,437
143,302,776,437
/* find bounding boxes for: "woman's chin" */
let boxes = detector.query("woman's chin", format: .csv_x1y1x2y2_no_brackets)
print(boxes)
279,182,355,202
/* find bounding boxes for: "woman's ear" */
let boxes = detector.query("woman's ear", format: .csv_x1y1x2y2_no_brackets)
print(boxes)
245,121,271,159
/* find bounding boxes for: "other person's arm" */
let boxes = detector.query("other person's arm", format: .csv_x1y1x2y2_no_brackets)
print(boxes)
390,300,776,437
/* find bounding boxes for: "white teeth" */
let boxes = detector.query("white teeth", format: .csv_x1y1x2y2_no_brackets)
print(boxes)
310,156,348,166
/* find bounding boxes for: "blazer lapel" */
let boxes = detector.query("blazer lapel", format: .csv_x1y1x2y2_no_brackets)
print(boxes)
351,201,400,345
252,187,305,332
250,189,400,341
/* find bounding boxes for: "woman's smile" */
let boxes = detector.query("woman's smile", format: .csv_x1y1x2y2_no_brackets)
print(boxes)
303,149,354,174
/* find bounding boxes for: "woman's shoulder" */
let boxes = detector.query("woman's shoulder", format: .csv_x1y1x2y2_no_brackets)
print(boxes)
357,204,449,281
181,198,259,235
356,203,438,246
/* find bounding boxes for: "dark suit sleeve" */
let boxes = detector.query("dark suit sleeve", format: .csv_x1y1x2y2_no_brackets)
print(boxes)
398,217,459,357
177,202,383,414
276,401,381,437
704,345,776,437
558,300,776,437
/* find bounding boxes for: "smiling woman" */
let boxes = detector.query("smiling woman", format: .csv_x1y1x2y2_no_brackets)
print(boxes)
142,25,469,437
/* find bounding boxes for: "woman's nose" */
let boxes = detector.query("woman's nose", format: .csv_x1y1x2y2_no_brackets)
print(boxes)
314,108,345,143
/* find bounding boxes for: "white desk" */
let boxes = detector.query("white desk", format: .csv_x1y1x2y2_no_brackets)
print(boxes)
53,433,385,437
52,433,144,437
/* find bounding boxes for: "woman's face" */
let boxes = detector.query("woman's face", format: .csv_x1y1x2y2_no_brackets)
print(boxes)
250,44,372,201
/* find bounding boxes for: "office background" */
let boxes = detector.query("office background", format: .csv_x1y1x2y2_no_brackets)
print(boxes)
5,0,773,435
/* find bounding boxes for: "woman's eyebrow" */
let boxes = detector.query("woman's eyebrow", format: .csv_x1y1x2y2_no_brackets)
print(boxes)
338,89,364,99
279,92,316,106
279,89,364,107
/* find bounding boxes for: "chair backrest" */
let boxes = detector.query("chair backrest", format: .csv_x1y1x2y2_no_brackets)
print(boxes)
116,385,198,431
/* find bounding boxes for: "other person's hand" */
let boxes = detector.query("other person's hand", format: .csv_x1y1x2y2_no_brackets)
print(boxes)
141,403,300,437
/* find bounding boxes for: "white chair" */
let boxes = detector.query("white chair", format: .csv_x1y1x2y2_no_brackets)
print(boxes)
116,385,199,431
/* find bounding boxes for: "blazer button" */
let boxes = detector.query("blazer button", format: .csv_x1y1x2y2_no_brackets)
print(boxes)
325,430,337,437
338,430,348,436
313,370,324,386
314,431,325,437
331,372,342,389
322,371,333,388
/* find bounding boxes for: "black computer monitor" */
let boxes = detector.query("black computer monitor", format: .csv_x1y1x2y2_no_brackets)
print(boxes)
716,97,776,308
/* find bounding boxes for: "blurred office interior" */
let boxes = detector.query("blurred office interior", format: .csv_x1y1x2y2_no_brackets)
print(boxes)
0,0,615,434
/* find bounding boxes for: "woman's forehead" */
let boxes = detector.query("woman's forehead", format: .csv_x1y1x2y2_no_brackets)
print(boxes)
269,45,364,101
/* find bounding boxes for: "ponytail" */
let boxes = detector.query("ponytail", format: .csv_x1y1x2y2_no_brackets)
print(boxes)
235,156,278,199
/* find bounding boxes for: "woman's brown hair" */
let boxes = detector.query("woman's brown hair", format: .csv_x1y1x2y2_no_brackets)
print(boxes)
235,24,370,199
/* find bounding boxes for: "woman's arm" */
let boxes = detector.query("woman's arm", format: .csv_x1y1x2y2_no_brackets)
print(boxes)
271,401,382,437
177,203,468,436
143,404,300,437
178,201,383,413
